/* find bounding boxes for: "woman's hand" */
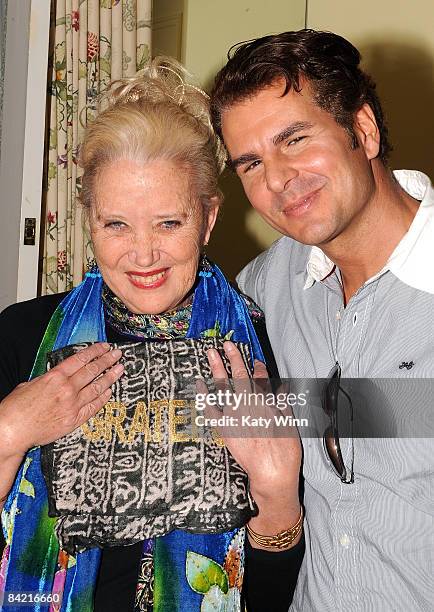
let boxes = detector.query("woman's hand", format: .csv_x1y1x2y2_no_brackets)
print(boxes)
0,342,124,454
0,342,123,513
205,341,302,550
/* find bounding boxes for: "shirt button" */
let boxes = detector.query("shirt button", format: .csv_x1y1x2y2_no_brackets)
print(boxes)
340,533,351,548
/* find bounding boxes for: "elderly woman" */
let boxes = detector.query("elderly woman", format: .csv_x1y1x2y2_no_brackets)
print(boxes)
0,59,303,612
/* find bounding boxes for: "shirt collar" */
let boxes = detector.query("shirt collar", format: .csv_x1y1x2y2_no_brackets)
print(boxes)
304,247,334,289
303,170,434,293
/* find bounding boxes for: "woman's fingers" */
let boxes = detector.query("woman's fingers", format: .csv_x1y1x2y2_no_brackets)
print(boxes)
76,361,124,415
201,344,302,500
222,341,257,397
253,359,268,379
57,342,112,376
223,342,249,377
206,348,233,397
43,345,124,435
206,342,270,410
206,348,228,379
1,343,125,452
76,387,113,425
70,347,123,392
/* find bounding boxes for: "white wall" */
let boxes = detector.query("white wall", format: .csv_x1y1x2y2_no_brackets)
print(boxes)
0,0,50,310
183,0,306,88
307,0,434,177
153,0,184,60
180,0,307,278
0,0,8,155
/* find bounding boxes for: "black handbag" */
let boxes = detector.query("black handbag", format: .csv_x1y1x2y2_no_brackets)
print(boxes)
41,338,257,554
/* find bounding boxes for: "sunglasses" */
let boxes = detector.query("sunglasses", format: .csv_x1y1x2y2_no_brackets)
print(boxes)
322,362,354,484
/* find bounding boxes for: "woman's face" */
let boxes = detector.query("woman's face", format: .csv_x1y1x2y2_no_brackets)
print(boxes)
90,159,218,314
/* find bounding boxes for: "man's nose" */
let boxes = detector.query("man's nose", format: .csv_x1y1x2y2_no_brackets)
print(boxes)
265,154,298,193
128,232,160,268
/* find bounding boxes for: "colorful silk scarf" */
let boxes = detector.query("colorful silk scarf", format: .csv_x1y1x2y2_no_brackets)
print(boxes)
0,259,263,612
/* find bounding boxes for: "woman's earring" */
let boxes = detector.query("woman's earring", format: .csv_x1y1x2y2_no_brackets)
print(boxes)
199,252,213,277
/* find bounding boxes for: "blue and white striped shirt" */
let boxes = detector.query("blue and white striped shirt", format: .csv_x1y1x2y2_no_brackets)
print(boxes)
238,171,434,611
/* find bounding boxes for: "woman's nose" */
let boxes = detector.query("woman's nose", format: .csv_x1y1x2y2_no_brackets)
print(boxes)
128,233,160,268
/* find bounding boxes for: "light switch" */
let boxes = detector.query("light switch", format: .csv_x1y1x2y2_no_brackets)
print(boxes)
24,218,36,245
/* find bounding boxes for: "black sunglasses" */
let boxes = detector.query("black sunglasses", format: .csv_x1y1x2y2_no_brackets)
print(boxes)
322,362,354,484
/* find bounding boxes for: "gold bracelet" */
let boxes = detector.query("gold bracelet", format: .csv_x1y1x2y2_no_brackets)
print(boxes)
246,507,303,550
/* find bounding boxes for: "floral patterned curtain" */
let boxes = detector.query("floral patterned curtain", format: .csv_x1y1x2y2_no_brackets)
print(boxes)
42,0,152,294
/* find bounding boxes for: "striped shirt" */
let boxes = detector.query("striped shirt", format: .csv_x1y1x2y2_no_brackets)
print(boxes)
237,170,434,611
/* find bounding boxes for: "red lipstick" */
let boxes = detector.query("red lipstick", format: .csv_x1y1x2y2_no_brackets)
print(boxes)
126,268,169,289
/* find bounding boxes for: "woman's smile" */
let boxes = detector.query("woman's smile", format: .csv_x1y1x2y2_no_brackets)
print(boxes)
126,268,169,289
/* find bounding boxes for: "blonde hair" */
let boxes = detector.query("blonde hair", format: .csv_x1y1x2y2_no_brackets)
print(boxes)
79,57,226,218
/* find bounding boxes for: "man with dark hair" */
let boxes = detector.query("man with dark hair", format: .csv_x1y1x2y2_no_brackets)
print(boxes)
209,30,434,610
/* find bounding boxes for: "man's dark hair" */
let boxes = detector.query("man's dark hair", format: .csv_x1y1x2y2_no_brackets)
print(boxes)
210,29,392,163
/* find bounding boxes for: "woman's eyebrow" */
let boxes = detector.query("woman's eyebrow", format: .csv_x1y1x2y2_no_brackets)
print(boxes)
272,121,313,146
153,212,188,219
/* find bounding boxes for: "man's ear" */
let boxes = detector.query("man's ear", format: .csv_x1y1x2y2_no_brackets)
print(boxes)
203,196,220,245
354,103,381,160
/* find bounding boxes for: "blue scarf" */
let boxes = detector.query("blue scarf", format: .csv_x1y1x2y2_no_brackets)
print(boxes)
1,261,263,612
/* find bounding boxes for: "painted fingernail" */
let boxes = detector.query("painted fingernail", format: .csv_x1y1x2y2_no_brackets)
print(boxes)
101,342,110,350
223,341,235,352
111,349,122,359
113,364,124,374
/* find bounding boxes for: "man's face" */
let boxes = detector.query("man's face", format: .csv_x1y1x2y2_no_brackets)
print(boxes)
221,79,378,248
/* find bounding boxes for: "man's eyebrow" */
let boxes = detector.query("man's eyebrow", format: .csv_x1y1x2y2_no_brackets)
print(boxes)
272,121,313,146
228,121,314,171
228,152,259,171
